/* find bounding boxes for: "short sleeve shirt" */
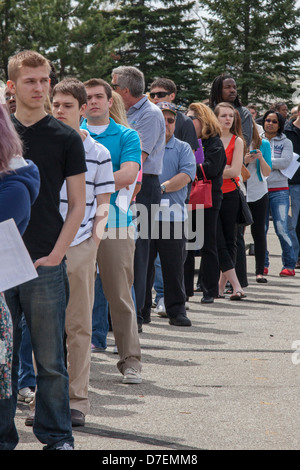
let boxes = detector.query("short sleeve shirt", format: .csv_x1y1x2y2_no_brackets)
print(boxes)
60,131,115,246
81,118,141,228
157,135,196,222
126,95,165,175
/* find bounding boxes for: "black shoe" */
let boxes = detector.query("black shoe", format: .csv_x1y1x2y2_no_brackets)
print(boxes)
71,409,85,427
169,315,191,327
256,276,268,283
138,323,143,333
25,412,35,427
194,284,202,292
201,296,214,304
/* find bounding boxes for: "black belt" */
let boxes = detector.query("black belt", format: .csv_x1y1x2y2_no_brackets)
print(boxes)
143,173,158,177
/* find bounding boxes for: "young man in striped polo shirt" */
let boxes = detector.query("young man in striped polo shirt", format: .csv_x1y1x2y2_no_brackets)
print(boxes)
52,78,115,427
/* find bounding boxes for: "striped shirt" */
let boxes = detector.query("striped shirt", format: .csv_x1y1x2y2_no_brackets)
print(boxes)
60,131,115,246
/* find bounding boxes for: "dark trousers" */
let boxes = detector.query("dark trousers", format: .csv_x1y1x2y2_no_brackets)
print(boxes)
133,174,161,326
248,193,269,275
142,221,187,321
184,207,220,298
217,190,240,272
235,225,248,288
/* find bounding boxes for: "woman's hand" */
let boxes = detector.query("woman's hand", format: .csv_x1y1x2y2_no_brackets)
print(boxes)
244,151,258,165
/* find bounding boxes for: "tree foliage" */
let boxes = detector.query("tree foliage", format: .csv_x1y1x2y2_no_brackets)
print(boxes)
0,0,299,107
197,0,300,106
111,0,202,104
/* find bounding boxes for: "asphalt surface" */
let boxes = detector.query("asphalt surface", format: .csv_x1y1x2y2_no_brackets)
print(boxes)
14,225,300,451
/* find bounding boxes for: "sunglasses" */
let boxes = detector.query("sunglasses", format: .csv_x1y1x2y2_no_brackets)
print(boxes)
111,83,120,90
164,117,175,124
265,118,279,124
149,91,171,99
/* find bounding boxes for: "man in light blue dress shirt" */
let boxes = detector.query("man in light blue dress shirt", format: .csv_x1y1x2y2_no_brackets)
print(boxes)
112,66,166,331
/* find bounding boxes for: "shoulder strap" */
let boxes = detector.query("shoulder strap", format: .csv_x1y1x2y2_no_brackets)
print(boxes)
200,164,208,181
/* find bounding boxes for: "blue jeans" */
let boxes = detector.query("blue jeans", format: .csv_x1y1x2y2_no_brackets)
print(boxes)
153,255,164,303
265,190,296,269
18,314,36,390
288,184,300,260
0,262,74,450
92,273,109,349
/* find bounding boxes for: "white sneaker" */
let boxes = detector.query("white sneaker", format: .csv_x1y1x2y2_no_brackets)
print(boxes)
113,345,118,354
18,387,35,403
154,297,167,317
122,368,142,384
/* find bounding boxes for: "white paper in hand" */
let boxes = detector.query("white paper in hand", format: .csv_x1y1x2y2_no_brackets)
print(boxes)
115,174,139,213
0,219,38,292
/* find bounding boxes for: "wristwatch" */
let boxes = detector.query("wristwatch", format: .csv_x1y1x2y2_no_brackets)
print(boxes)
161,184,167,194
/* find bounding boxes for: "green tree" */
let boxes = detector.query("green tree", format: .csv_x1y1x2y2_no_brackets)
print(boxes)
112,0,203,105
197,0,300,106
0,0,20,80
0,0,119,82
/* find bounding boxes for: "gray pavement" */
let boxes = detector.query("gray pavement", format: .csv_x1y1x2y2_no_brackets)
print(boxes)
14,225,300,450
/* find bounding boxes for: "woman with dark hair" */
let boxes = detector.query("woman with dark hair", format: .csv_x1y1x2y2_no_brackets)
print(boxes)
262,109,296,276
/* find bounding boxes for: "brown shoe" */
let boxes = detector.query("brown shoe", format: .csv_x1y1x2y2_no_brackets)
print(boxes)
71,409,85,427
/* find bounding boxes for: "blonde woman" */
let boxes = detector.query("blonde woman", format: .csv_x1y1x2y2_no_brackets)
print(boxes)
184,102,226,303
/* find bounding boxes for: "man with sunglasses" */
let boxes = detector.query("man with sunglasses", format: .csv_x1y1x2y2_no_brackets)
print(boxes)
141,101,196,326
149,78,199,152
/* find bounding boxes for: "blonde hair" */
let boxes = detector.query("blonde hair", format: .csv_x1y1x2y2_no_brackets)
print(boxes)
8,50,51,82
109,90,129,127
188,102,222,139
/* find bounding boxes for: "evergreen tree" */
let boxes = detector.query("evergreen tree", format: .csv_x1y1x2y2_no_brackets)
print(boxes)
112,0,202,105
0,0,119,82
197,0,300,106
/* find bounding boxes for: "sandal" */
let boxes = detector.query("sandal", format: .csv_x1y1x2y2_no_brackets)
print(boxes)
256,276,267,283
230,291,243,300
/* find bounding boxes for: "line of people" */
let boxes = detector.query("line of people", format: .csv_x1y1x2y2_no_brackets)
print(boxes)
0,51,299,450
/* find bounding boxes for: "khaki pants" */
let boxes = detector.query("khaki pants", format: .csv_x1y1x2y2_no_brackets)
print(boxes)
65,237,98,415
97,226,142,375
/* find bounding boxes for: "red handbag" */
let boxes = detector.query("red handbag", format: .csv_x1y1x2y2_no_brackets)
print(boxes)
188,164,213,211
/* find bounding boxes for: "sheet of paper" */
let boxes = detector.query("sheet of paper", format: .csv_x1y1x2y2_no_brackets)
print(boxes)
281,153,300,179
115,174,139,213
0,219,38,292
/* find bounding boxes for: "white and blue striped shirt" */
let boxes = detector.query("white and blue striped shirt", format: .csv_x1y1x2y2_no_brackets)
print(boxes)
60,131,115,246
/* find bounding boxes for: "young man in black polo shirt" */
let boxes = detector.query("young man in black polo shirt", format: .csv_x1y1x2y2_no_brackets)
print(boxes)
0,50,86,450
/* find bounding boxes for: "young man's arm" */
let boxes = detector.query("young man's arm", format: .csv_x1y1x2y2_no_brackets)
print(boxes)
113,161,140,191
92,193,111,246
34,173,86,268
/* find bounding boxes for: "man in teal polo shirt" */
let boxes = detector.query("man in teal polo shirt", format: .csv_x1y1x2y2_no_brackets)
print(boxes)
81,78,142,384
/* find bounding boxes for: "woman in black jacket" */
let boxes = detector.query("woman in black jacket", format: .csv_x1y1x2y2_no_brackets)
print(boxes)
184,102,227,303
